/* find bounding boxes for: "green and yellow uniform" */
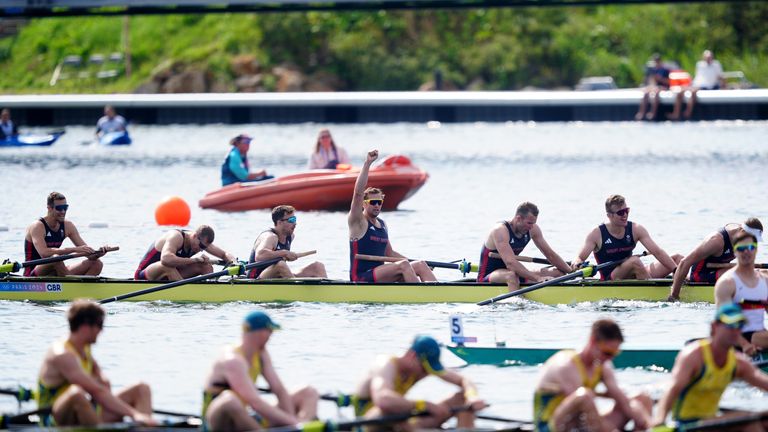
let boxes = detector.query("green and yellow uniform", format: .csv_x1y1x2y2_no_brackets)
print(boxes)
672,340,736,423
202,348,266,430
36,341,95,426
354,357,420,416
533,351,603,432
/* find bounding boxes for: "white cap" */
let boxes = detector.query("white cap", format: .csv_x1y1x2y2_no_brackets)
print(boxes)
743,224,763,243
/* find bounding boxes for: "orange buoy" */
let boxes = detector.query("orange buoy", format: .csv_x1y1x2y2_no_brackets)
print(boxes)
155,196,191,226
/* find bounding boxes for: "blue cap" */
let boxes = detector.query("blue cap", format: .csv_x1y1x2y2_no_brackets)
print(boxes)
243,311,281,332
714,303,747,329
411,335,444,375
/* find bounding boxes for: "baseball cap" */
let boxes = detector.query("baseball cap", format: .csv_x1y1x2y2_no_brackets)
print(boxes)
714,303,747,329
243,311,281,332
411,335,444,375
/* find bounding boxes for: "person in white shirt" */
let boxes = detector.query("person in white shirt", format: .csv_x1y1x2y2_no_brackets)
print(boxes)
0,108,19,139
95,105,127,139
308,128,350,170
668,50,726,120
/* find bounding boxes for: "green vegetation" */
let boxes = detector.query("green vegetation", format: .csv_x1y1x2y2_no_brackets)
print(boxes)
0,3,766,93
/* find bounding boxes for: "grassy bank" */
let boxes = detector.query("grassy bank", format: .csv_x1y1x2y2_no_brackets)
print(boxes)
0,3,765,93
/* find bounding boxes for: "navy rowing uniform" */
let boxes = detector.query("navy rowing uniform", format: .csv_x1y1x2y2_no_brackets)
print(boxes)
594,222,636,280
689,227,734,283
24,218,66,276
248,229,293,278
350,218,388,282
477,221,531,282
134,229,193,280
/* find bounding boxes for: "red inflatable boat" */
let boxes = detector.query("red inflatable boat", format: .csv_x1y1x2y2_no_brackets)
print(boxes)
199,154,429,212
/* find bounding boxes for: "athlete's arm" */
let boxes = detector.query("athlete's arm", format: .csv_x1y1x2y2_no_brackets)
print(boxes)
530,225,570,274
713,274,737,307
384,242,406,259
438,370,487,412
159,232,196,267
491,225,539,281
348,150,378,239
736,355,768,390
670,235,723,299
602,365,649,429
28,222,86,257
223,356,298,426
260,350,298,419
652,348,698,426
254,233,294,261
368,360,420,415
66,222,98,255
572,228,599,271
55,352,150,422
634,223,678,270
204,243,236,264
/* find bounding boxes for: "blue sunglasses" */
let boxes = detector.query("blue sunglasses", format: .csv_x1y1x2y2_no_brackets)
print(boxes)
281,216,297,224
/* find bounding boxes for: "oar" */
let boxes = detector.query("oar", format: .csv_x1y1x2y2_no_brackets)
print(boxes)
0,246,119,273
214,250,317,267
707,263,768,269
264,405,477,432
98,257,283,304
477,252,648,306
0,387,34,402
488,252,553,265
355,254,478,275
656,409,768,431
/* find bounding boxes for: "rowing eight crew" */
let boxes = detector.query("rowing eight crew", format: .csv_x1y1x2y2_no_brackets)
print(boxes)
37,301,768,431
22,157,764,296
39,301,485,430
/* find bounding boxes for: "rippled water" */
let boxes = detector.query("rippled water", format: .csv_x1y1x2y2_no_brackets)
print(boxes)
1,120,767,424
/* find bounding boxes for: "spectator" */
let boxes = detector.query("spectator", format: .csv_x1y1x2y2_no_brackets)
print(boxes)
635,53,670,121
0,108,19,139
308,128,350,169
668,50,726,120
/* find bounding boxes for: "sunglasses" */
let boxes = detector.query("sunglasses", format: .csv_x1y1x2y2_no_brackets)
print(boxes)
717,320,745,330
608,207,630,217
199,240,209,250
735,243,757,253
281,216,297,224
365,199,384,206
54,204,69,212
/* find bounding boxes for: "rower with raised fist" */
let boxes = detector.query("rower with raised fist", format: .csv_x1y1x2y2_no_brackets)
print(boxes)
348,149,436,283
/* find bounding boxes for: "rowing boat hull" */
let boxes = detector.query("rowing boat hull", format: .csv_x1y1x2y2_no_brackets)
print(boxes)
0,276,713,304
447,345,679,370
0,131,65,147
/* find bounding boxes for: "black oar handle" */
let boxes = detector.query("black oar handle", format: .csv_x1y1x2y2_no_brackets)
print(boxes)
98,257,283,304
0,247,119,273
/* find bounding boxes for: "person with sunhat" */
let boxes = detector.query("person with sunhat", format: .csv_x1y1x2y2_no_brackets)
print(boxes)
351,335,486,429
220,134,272,186
202,311,318,432
533,318,651,432
714,228,768,355
653,303,768,428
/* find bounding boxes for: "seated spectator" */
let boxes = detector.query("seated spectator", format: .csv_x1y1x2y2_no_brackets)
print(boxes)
308,128,350,169
635,53,670,121
668,50,726,120
0,108,19,139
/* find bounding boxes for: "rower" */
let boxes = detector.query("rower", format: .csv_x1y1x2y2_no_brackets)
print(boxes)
653,303,768,429
714,230,768,355
571,194,682,280
348,149,436,282
246,205,326,279
351,335,486,429
476,201,571,291
36,300,156,426
669,218,763,300
23,191,107,276
202,311,318,431
134,225,236,281
533,319,651,432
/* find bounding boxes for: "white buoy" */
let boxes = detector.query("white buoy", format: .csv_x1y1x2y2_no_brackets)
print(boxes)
88,222,109,228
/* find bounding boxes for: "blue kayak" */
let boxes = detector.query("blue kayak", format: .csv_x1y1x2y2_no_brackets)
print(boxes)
99,131,132,146
0,130,65,148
